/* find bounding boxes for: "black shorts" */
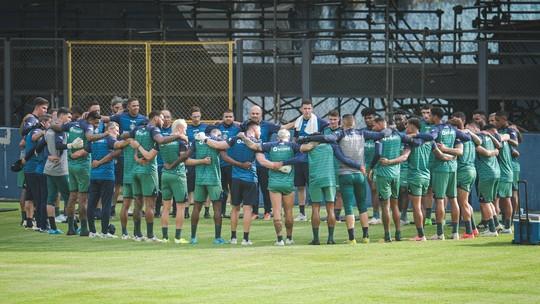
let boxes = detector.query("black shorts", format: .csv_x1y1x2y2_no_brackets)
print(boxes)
294,162,309,187
231,179,258,207
186,165,196,193
114,157,124,186
220,166,232,192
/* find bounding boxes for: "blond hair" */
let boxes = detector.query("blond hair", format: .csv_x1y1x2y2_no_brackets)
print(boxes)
172,119,187,131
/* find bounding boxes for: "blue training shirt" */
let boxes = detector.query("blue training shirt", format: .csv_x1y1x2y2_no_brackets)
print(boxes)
157,126,172,168
226,136,258,183
187,123,208,143
89,136,117,181
217,122,241,167
110,112,148,135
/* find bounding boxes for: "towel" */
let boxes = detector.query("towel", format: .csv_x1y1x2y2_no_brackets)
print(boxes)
294,114,319,135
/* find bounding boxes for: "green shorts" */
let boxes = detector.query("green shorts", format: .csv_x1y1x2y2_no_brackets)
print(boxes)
339,173,367,215
133,172,159,197
457,169,476,193
497,181,513,199
194,184,222,202
161,172,187,202
512,170,520,191
123,183,133,198
17,171,26,188
309,185,336,204
478,178,499,203
375,175,399,201
268,184,294,195
408,177,430,197
68,166,90,193
432,171,457,199
400,170,408,187
46,175,70,205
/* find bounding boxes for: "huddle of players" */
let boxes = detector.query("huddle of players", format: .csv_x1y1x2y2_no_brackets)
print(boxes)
18,96,522,245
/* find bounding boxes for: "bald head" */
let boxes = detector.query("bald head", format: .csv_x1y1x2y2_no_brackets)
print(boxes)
249,105,262,123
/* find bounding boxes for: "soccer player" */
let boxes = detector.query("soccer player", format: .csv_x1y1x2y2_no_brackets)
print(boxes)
43,108,72,234
493,111,517,234
449,113,481,239
428,107,472,240
370,117,411,242
106,98,148,239
394,110,411,226
323,110,343,222
475,125,502,237
110,97,126,218
216,109,241,219
87,122,131,238
242,129,300,245
246,105,282,220
130,111,184,242
362,107,382,225
419,104,435,226
293,99,329,221
189,128,227,244
23,114,52,231
186,106,209,219
207,121,259,245
154,109,173,218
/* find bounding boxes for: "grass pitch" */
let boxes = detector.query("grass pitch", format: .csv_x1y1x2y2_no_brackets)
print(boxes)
1,201,539,304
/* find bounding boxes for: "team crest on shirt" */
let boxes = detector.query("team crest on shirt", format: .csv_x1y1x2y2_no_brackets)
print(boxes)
237,139,242,144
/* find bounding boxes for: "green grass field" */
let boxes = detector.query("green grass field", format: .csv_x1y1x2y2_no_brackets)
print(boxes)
1,201,539,303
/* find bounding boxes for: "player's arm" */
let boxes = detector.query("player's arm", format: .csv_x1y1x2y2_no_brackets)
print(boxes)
220,151,251,170
164,143,191,169
152,128,181,145
379,148,410,166
331,144,363,171
255,152,281,170
455,128,471,142
113,137,132,149
132,142,158,161
297,134,338,145
85,127,109,142
476,144,499,157
506,128,519,147
369,141,382,169
484,132,502,149
206,137,232,150
70,143,90,159
362,128,393,141
238,132,263,152
467,131,482,146
299,142,318,152
432,143,455,161
437,141,463,156
511,147,520,158
31,129,45,142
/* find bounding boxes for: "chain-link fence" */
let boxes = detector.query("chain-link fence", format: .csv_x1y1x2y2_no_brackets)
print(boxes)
68,41,233,120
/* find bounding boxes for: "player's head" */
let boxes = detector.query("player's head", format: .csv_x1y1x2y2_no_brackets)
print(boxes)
245,120,261,139
472,109,487,127
342,114,356,129
361,107,377,128
301,99,313,119
149,110,163,128
111,96,124,114
39,114,52,129
49,108,58,121
450,111,466,129
327,110,340,129
372,116,387,131
488,112,496,125
483,123,497,135
190,106,202,125
86,111,101,126
172,119,187,135
33,97,49,116
430,107,444,124
277,128,290,142
161,110,172,128
393,109,408,131
494,111,509,129
57,107,72,124
71,105,84,121
126,98,140,116
406,117,421,134
210,127,222,138
107,121,120,137
88,100,100,114
249,105,262,123
223,109,234,125
420,104,433,121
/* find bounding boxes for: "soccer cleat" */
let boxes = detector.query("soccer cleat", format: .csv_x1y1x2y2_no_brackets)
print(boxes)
263,213,272,221
462,233,475,239
400,219,409,226
79,231,89,237
368,217,382,225
241,239,253,246
121,234,131,240
501,228,512,234
345,239,357,245
55,214,67,223
361,237,370,244
285,238,295,245
450,233,460,240
430,234,445,241
384,237,393,243
480,230,498,237
133,236,144,242
213,238,228,245
274,240,285,246
294,214,307,222
48,229,63,235
309,239,321,245
414,235,427,242
472,228,479,237
327,239,336,245
161,238,170,243
230,238,238,245
103,233,118,239
251,214,259,220
476,223,487,230
190,237,198,245
89,232,102,238
66,230,77,236
174,238,189,244
496,224,504,232
424,218,433,226
145,236,160,242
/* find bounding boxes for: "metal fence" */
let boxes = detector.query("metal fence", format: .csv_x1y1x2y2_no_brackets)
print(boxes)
68,41,234,120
